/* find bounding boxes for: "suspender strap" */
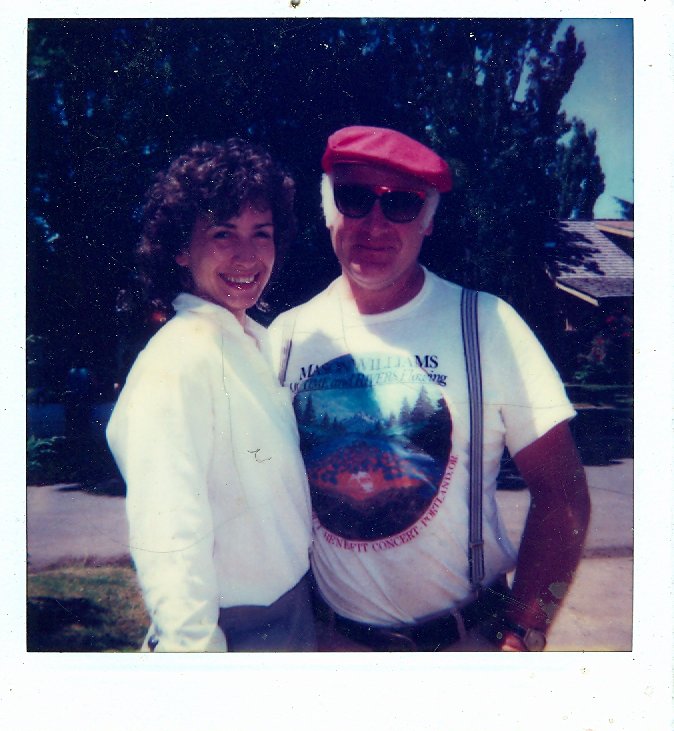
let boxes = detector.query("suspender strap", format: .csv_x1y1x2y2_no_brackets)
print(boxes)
461,288,485,592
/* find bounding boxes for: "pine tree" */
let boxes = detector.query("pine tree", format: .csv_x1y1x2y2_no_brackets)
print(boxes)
411,386,435,422
615,198,634,220
557,119,605,220
302,395,316,424
399,397,411,423
28,18,604,387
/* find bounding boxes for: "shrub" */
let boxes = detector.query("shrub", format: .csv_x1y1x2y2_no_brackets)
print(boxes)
573,313,633,385
27,435,64,478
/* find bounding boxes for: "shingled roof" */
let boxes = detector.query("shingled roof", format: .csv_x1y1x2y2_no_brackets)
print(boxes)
594,220,634,239
550,221,634,306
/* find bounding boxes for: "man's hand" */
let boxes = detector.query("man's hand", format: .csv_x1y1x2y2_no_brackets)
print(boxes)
499,632,528,652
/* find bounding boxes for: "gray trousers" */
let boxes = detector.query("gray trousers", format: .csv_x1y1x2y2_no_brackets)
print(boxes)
218,573,317,652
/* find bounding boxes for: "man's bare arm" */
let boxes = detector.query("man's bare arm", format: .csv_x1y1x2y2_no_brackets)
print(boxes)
501,420,591,650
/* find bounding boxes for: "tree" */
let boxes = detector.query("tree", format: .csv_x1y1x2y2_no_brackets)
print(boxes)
410,386,435,422
557,119,605,220
27,18,600,393
399,397,411,423
416,20,590,343
302,395,317,425
615,198,634,220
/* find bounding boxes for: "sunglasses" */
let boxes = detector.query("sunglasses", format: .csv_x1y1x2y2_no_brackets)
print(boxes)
333,183,427,223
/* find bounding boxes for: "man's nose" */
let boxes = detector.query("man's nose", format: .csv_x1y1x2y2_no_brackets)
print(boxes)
360,199,390,232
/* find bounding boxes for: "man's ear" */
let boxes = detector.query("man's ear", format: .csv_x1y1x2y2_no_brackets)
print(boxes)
175,251,189,267
422,219,434,237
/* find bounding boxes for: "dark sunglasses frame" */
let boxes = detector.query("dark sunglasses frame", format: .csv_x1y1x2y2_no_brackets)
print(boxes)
333,183,427,223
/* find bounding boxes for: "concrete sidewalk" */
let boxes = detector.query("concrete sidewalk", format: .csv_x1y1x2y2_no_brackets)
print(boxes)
27,481,131,570
496,459,633,651
26,459,633,651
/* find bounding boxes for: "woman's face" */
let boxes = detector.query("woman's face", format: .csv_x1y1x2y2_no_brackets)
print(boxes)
176,204,275,324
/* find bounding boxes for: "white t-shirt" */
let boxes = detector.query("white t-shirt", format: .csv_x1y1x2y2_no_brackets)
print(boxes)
107,294,312,651
269,269,575,626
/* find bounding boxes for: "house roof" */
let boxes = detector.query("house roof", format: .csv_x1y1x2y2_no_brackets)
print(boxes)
551,221,634,306
594,220,634,239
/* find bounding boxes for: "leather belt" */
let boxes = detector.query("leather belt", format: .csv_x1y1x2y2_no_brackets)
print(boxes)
330,579,511,652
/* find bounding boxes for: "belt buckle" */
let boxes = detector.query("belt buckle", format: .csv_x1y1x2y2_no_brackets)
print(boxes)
411,612,463,650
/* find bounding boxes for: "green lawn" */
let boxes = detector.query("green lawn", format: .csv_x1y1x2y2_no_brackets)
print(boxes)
27,564,149,652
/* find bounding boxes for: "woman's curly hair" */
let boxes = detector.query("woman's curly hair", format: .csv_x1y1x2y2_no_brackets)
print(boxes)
136,138,296,312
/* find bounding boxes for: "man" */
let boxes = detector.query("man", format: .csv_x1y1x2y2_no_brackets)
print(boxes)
270,125,590,651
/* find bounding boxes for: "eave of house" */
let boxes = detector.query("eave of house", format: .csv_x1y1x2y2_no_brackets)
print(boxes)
554,280,600,306
550,221,634,307
594,220,634,239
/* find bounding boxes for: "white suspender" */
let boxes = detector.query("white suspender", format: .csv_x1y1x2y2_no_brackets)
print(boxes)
461,288,485,592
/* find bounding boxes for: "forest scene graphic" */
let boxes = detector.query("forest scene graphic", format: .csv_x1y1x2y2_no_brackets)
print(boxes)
294,354,452,540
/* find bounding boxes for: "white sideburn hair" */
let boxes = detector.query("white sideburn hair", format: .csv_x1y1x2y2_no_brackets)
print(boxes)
320,173,440,230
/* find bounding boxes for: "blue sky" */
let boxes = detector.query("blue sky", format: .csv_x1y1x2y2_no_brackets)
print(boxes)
557,19,634,219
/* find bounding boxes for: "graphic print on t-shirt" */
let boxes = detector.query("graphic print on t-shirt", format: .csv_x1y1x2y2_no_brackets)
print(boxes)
293,353,452,541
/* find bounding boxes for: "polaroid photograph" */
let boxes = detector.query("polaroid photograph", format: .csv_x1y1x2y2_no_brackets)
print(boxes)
3,1,672,729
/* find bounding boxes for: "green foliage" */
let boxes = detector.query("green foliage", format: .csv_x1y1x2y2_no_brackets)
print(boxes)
573,313,633,385
27,435,119,485
27,435,64,474
615,197,634,220
28,19,601,384
413,20,591,337
27,565,148,652
557,119,605,219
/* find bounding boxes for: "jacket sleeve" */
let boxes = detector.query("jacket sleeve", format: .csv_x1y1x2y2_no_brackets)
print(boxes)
107,345,228,652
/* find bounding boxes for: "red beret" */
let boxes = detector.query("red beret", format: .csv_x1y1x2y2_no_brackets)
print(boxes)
321,125,452,192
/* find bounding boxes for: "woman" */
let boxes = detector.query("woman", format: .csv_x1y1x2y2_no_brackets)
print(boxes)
106,139,314,652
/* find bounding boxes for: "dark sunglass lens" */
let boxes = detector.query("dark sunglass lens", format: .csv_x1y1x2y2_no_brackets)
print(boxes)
334,185,375,218
382,191,425,222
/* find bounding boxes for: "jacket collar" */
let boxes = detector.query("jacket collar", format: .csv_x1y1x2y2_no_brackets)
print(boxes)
172,293,266,341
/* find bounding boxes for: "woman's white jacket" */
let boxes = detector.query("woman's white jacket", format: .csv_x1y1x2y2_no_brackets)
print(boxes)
106,294,312,651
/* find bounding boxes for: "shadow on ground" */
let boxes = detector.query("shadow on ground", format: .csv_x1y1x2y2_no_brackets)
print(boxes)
57,477,126,497
27,564,147,652
28,596,126,652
